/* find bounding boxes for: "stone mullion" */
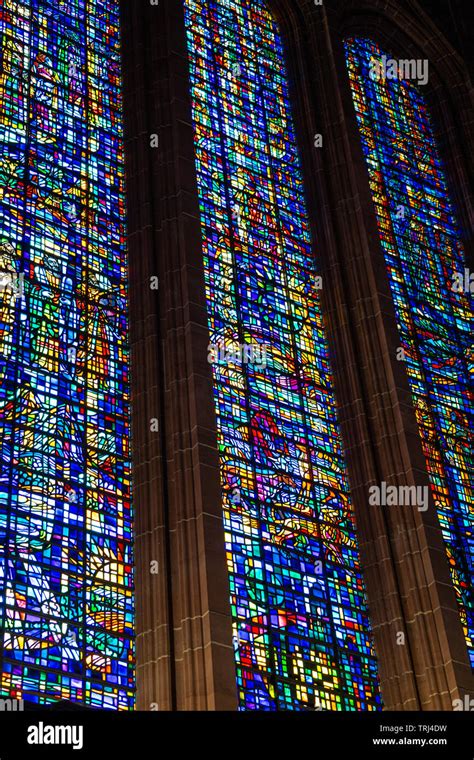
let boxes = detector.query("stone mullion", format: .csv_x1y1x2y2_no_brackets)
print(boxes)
121,0,175,711
147,0,236,710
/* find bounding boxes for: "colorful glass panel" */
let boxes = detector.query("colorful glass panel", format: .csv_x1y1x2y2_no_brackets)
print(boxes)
184,0,381,710
345,37,473,666
0,0,134,708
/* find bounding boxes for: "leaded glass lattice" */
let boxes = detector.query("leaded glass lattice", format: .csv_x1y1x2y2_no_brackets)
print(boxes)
184,0,381,710
0,0,134,708
345,37,473,667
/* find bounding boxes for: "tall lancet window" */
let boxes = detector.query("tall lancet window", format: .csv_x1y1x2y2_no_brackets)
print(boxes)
0,0,134,708
345,38,473,667
184,0,381,710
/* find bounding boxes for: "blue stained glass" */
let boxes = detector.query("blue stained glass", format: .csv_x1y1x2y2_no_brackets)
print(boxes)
345,37,474,667
184,0,381,710
0,0,134,708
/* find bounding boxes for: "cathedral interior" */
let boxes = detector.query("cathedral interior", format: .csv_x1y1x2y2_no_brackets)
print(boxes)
0,0,472,715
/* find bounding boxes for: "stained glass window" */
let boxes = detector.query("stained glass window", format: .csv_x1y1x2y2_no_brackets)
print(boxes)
184,0,381,710
345,38,473,666
0,0,134,708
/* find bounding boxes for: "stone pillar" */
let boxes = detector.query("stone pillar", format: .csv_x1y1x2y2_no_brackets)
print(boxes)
121,0,237,711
